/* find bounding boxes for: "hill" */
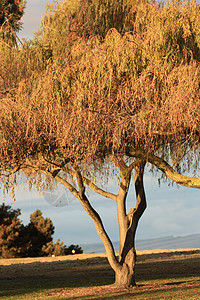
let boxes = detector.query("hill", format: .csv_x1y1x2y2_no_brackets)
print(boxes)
81,233,200,253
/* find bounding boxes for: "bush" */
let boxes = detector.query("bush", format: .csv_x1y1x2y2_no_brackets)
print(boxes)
64,244,83,255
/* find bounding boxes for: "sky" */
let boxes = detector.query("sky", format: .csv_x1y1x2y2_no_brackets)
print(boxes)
19,0,52,39
1,0,200,250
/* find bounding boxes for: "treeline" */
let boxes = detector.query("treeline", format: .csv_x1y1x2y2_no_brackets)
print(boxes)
0,204,82,259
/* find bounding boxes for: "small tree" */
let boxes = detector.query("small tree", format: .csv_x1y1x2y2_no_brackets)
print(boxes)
0,206,74,258
24,209,55,257
42,239,66,256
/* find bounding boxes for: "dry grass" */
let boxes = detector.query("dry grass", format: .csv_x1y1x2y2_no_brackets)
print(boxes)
0,248,200,299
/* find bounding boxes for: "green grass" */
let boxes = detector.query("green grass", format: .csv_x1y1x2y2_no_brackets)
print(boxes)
0,276,200,299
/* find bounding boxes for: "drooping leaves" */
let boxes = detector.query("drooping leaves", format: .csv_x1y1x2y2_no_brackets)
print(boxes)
0,0,200,176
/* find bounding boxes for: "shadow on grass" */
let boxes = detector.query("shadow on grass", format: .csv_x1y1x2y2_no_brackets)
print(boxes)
1,274,200,299
70,277,200,300
0,276,114,298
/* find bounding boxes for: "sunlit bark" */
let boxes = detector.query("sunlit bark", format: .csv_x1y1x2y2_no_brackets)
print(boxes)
128,148,200,189
114,160,146,287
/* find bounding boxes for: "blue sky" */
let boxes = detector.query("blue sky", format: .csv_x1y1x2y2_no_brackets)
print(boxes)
2,0,200,249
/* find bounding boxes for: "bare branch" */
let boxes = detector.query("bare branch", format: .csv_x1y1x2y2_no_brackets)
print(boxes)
120,160,146,266
25,164,80,198
62,166,117,201
133,160,147,217
109,155,134,254
36,164,121,273
83,177,117,201
73,165,85,196
41,169,79,198
24,163,120,271
128,148,200,189
78,192,121,273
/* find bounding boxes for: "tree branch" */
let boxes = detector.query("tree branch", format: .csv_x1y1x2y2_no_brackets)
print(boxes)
120,160,146,266
83,177,117,201
127,148,200,189
62,166,117,201
78,190,121,273
56,165,121,273
25,165,80,199
43,170,79,198
133,160,147,218
31,156,117,200
109,154,134,254
1,164,23,177
74,165,85,197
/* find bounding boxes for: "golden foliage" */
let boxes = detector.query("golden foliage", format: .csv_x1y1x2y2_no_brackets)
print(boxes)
0,0,200,173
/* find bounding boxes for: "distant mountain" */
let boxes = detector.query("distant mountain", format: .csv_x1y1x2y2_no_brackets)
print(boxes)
81,233,200,254
135,233,200,251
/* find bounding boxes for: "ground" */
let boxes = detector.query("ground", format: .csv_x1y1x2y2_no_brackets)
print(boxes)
0,249,200,298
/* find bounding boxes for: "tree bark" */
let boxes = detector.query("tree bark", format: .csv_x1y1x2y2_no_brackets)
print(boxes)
127,148,200,188
114,160,146,287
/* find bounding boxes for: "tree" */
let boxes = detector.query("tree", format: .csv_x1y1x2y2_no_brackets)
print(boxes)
0,0,200,287
0,205,75,258
0,0,26,42
42,239,66,256
24,209,83,256
0,204,22,258
42,240,83,256
23,209,55,257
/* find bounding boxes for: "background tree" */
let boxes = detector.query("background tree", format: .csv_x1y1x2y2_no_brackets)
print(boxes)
23,209,55,257
0,205,78,258
0,0,200,287
0,204,22,258
64,244,83,255
42,239,66,256
23,210,83,257
42,240,83,256
0,0,26,43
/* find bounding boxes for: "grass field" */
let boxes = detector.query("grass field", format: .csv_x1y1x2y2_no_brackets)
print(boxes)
0,249,200,299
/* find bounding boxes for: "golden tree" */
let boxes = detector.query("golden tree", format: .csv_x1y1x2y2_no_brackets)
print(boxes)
0,0,200,287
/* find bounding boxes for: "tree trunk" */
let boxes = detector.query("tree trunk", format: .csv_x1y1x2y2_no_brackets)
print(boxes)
114,160,146,287
115,247,136,287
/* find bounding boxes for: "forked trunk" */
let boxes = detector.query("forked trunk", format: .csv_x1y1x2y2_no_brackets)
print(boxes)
68,160,146,289
114,160,146,287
